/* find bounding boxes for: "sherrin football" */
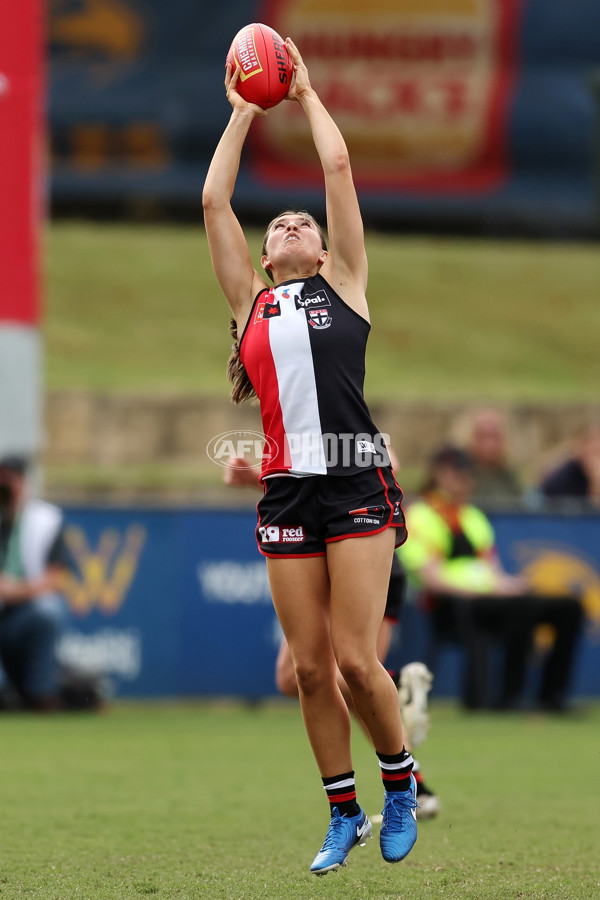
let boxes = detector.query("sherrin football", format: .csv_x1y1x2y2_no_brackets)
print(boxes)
226,23,293,109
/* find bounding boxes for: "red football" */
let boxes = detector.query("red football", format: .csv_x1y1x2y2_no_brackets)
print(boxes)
226,23,293,110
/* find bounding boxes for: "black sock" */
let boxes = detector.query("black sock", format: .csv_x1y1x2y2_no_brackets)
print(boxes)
377,747,414,792
322,771,360,817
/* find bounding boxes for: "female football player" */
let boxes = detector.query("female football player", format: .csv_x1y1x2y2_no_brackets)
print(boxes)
202,38,417,875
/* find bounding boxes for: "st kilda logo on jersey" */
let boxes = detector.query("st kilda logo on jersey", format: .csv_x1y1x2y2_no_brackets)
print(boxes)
307,308,332,329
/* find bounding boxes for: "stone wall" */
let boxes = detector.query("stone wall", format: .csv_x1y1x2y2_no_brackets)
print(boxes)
45,392,262,468
43,392,600,493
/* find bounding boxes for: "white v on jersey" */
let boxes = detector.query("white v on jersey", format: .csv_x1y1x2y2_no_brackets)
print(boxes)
239,273,390,479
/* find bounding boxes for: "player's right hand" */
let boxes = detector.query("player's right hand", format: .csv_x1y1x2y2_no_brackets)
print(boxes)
225,65,267,116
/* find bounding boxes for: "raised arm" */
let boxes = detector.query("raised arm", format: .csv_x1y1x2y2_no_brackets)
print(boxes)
285,39,368,313
202,68,269,322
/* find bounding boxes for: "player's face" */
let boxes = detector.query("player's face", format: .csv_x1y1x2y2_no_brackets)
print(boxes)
262,214,327,275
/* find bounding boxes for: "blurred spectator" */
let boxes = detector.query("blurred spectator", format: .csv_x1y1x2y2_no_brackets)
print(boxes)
399,445,584,712
0,455,68,711
453,407,522,501
539,424,600,508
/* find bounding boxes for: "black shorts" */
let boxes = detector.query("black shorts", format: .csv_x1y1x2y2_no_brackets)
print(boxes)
256,466,407,559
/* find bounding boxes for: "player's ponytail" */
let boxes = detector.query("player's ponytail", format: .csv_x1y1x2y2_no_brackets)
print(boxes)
227,317,257,404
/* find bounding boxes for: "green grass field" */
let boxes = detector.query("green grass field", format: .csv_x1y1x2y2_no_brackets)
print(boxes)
46,223,600,402
2,701,598,899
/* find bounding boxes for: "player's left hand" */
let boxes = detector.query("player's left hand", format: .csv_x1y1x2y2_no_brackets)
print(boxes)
284,38,312,102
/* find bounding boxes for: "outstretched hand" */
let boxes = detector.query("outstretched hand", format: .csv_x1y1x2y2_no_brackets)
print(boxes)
284,38,312,102
224,64,267,116
223,456,261,488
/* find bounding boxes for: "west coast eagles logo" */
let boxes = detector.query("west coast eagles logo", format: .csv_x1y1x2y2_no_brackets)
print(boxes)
61,524,146,616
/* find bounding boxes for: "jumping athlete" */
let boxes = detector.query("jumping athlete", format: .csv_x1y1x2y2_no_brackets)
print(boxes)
203,38,418,874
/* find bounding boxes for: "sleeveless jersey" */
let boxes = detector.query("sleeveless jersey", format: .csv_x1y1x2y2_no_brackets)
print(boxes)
239,273,390,479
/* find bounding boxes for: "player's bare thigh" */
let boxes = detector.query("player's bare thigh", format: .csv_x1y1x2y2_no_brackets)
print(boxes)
327,528,396,667
266,555,337,692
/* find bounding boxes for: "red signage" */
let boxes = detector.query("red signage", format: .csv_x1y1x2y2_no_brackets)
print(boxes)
0,0,43,324
254,0,522,193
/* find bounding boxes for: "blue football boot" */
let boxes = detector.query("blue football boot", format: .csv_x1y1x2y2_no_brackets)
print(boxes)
310,806,372,876
379,774,418,863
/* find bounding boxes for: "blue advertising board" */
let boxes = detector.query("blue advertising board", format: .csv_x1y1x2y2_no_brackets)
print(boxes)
58,505,600,700
58,506,281,699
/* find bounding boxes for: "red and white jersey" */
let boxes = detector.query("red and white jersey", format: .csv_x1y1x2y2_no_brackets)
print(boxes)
239,273,390,479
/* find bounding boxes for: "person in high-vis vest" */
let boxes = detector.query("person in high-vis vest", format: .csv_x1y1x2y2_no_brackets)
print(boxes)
0,456,68,710
399,445,584,711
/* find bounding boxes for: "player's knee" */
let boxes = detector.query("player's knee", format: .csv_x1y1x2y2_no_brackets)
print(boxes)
336,655,371,692
294,660,329,697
